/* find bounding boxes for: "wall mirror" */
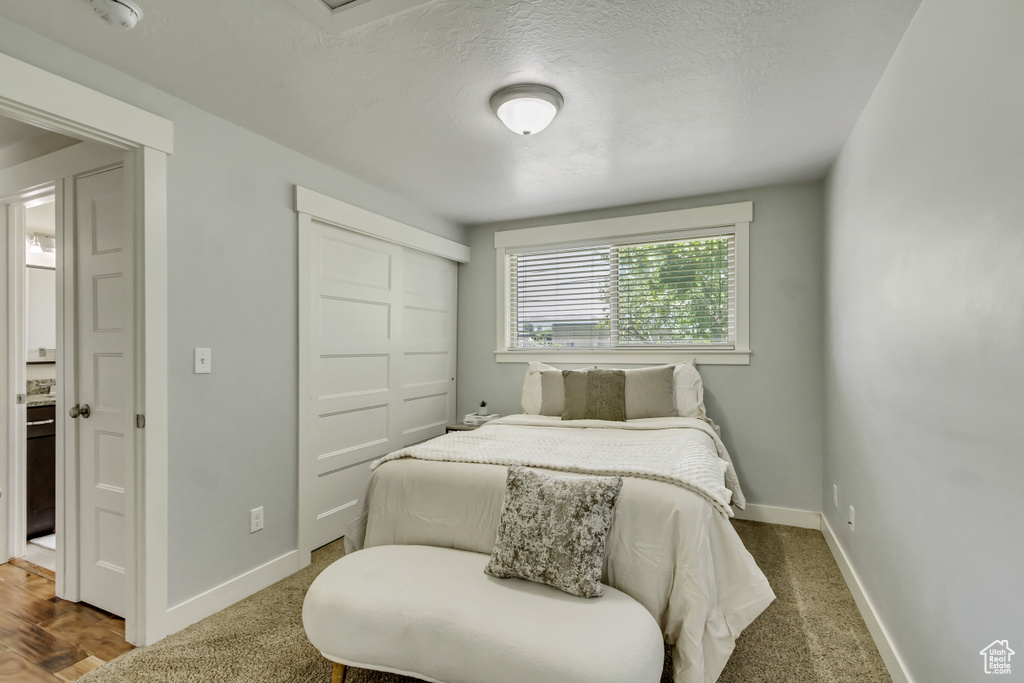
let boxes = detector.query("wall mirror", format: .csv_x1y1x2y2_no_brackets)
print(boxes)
26,265,56,363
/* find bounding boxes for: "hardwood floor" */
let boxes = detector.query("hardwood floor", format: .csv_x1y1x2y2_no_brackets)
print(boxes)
0,560,132,681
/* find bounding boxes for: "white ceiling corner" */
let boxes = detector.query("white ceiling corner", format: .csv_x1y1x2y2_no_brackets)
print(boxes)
0,0,921,225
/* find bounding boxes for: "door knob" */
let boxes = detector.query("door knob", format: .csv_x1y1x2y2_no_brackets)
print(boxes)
69,404,91,419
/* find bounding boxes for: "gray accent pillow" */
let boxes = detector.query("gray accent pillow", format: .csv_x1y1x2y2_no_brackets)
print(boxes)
561,368,626,421
624,365,677,419
485,466,623,598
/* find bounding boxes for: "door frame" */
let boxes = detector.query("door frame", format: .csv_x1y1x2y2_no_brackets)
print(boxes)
0,51,173,645
4,193,29,565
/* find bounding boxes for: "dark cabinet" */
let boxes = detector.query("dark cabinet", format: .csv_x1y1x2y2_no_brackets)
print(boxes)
27,404,56,539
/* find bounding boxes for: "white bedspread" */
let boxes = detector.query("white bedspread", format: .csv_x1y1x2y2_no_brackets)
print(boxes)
347,416,774,683
488,414,747,510
374,417,736,516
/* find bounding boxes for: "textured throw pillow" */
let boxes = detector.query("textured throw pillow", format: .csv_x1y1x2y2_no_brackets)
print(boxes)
485,466,623,598
561,369,626,421
623,365,677,419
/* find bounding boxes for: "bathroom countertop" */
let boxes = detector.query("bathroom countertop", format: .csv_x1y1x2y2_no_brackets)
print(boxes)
26,380,57,408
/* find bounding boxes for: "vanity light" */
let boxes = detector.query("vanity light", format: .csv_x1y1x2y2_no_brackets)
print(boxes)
27,235,56,254
489,84,564,136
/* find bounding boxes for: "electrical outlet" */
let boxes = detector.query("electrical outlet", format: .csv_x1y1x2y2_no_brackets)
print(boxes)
833,484,839,508
250,506,264,533
848,505,855,533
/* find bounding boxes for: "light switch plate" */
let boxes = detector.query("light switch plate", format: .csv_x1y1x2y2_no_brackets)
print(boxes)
194,348,211,374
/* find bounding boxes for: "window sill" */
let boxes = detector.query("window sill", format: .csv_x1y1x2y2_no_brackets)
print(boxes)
494,349,750,366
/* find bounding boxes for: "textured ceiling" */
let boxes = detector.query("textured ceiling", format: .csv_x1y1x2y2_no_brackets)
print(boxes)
0,0,920,225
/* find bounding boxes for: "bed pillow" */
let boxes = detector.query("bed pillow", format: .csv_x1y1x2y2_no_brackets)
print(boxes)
623,365,676,419
525,361,705,419
561,369,626,421
521,361,558,414
538,369,565,415
485,465,623,598
673,362,708,420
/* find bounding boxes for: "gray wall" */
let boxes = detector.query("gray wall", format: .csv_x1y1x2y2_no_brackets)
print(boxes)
823,1,1024,680
0,19,462,606
458,181,825,511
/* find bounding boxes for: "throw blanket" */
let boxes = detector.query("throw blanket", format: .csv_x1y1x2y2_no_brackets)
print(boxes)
373,424,735,517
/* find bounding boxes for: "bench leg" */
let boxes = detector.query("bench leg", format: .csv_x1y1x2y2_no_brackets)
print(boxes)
332,662,346,683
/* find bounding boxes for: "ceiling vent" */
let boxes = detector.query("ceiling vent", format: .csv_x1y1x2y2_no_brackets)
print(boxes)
311,0,434,31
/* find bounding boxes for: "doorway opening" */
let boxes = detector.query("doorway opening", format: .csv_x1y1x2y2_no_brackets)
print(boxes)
2,116,137,639
23,192,58,575
2,173,138,676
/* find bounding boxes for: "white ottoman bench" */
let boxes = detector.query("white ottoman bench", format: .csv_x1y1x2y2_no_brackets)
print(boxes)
303,544,665,683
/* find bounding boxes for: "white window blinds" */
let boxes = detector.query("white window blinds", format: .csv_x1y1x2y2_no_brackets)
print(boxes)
508,234,736,350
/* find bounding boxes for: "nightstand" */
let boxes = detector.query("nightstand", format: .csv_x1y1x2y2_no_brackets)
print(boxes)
446,423,482,433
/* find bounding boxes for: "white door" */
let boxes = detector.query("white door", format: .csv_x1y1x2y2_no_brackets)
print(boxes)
73,166,133,617
299,219,457,554
399,249,457,446
304,221,404,550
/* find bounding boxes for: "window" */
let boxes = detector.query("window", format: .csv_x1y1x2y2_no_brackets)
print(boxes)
510,234,735,348
495,202,751,364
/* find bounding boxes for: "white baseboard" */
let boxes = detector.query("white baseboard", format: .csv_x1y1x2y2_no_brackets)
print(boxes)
733,503,821,529
820,516,913,683
162,550,300,637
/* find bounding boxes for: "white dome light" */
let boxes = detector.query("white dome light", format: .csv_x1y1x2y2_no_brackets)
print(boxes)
489,84,563,136
90,0,144,29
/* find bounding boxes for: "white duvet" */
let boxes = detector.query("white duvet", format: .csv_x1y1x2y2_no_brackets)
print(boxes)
346,415,775,683
375,415,738,516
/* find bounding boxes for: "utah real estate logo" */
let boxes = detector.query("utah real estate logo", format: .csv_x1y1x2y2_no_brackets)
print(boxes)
980,640,1014,675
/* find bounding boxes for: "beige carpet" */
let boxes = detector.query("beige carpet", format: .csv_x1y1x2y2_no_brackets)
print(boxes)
79,521,890,683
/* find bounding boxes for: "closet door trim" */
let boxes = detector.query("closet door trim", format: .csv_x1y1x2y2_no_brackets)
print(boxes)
294,186,469,264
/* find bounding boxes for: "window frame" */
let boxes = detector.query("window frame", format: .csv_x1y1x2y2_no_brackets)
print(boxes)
494,201,752,365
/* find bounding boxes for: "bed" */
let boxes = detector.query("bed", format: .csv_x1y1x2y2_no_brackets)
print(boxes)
345,412,775,683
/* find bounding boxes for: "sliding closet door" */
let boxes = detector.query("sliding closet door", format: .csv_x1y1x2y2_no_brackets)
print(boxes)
400,249,457,447
301,219,402,551
298,217,457,554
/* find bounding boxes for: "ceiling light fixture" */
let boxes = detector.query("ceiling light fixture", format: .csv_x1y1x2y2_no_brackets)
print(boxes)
489,84,563,136
89,0,144,29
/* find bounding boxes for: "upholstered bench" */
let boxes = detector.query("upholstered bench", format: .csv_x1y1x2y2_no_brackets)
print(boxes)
302,544,665,683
